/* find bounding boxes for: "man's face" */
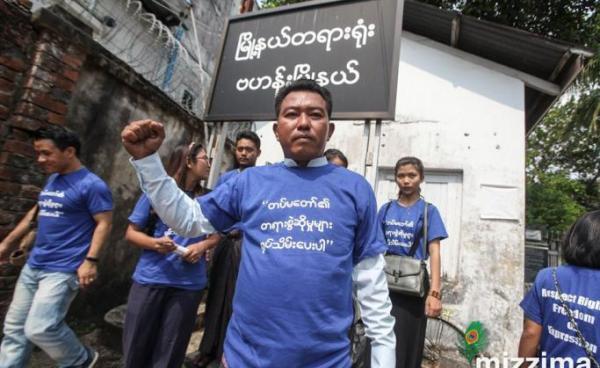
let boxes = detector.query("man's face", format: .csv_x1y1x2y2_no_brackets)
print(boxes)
273,91,334,164
33,139,74,174
235,138,260,169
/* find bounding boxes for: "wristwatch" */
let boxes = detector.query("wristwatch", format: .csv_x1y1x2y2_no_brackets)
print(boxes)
428,290,442,300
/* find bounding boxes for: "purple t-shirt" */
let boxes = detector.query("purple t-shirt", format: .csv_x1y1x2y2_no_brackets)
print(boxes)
377,199,448,259
128,193,208,290
28,168,113,272
520,265,600,362
199,163,386,367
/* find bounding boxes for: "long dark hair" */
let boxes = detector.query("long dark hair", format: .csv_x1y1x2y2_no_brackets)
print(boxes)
164,142,207,197
562,210,600,269
394,156,425,199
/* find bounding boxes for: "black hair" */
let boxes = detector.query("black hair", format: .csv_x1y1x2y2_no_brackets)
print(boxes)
235,130,261,150
324,148,348,168
274,78,333,118
33,126,81,157
394,156,425,198
561,210,600,269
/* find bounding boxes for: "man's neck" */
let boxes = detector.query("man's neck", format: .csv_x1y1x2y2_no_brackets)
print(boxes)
58,161,82,175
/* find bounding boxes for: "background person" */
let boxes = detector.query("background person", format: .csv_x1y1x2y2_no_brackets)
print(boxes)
189,130,261,368
122,143,221,368
378,156,448,368
121,79,396,367
519,210,600,366
324,148,348,168
0,126,113,367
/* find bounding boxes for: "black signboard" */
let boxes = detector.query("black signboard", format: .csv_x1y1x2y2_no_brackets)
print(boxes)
204,0,404,121
525,245,549,283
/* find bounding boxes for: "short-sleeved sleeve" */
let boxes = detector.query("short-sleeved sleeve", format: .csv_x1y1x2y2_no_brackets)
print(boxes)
198,172,242,233
128,194,152,228
353,182,387,265
375,202,390,246
85,178,113,215
427,205,448,243
520,270,546,325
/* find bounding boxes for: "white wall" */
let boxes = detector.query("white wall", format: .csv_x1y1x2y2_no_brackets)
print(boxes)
256,31,526,356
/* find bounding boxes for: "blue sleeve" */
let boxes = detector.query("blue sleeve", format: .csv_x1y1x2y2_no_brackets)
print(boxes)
128,194,152,228
353,181,387,265
519,269,546,325
198,172,242,232
375,204,388,246
85,178,113,215
427,205,448,243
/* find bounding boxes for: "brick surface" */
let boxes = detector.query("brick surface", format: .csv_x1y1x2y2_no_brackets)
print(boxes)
20,184,40,200
0,78,15,94
0,181,21,195
9,115,43,132
0,56,27,73
3,139,34,158
47,111,65,125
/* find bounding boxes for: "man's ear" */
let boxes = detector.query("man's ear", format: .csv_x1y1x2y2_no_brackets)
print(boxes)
272,123,280,142
64,146,77,158
257,149,262,158
326,123,335,141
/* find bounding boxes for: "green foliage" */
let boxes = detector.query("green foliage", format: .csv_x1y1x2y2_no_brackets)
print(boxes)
260,0,599,231
259,0,308,9
527,173,587,233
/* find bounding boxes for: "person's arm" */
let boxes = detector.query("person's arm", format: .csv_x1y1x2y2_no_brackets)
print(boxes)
182,233,222,264
124,223,176,254
78,211,112,289
353,255,396,368
518,318,541,367
122,120,216,237
130,153,216,237
426,240,442,317
0,205,38,261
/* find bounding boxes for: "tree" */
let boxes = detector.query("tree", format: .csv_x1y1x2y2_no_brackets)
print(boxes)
258,0,599,231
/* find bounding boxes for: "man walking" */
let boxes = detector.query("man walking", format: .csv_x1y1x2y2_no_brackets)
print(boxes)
0,126,113,367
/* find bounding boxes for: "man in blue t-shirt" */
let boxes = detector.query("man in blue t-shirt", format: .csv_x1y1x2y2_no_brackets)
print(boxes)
216,130,262,187
0,127,113,367
122,79,395,367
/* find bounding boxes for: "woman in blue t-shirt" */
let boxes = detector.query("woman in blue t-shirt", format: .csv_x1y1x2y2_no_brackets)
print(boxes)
377,156,448,368
519,210,600,366
122,143,221,368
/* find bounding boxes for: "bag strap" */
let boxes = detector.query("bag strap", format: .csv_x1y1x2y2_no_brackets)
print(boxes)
408,200,428,257
552,268,600,368
380,201,393,245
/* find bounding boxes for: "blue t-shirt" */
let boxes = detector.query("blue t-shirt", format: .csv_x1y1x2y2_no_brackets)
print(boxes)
520,265,600,361
215,169,240,187
377,199,448,259
198,163,386,367
28,168,113,272
128,194,208,291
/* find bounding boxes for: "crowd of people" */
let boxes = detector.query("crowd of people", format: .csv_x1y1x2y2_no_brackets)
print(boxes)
0,79,597,368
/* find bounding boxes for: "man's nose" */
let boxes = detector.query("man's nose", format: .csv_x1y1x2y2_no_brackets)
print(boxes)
296,113,310,130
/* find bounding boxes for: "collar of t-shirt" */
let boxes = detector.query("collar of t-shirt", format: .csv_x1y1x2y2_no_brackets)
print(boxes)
283,156,327,167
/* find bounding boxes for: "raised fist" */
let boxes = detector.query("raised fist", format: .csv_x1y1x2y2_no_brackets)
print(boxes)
121,120,165,159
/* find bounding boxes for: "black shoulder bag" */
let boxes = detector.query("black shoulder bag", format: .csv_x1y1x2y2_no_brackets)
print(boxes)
382,200,429,297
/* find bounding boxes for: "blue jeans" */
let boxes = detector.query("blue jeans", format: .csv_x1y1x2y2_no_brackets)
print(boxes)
0,264,88,367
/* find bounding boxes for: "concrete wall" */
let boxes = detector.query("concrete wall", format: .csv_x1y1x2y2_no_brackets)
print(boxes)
256,31,526,355
0,0,238,318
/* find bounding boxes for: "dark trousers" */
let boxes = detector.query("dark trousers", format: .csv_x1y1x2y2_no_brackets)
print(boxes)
390,292,428,368
194,236,241,365
122,282,204,368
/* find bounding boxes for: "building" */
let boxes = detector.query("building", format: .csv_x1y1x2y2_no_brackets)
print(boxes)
255,0,592,356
